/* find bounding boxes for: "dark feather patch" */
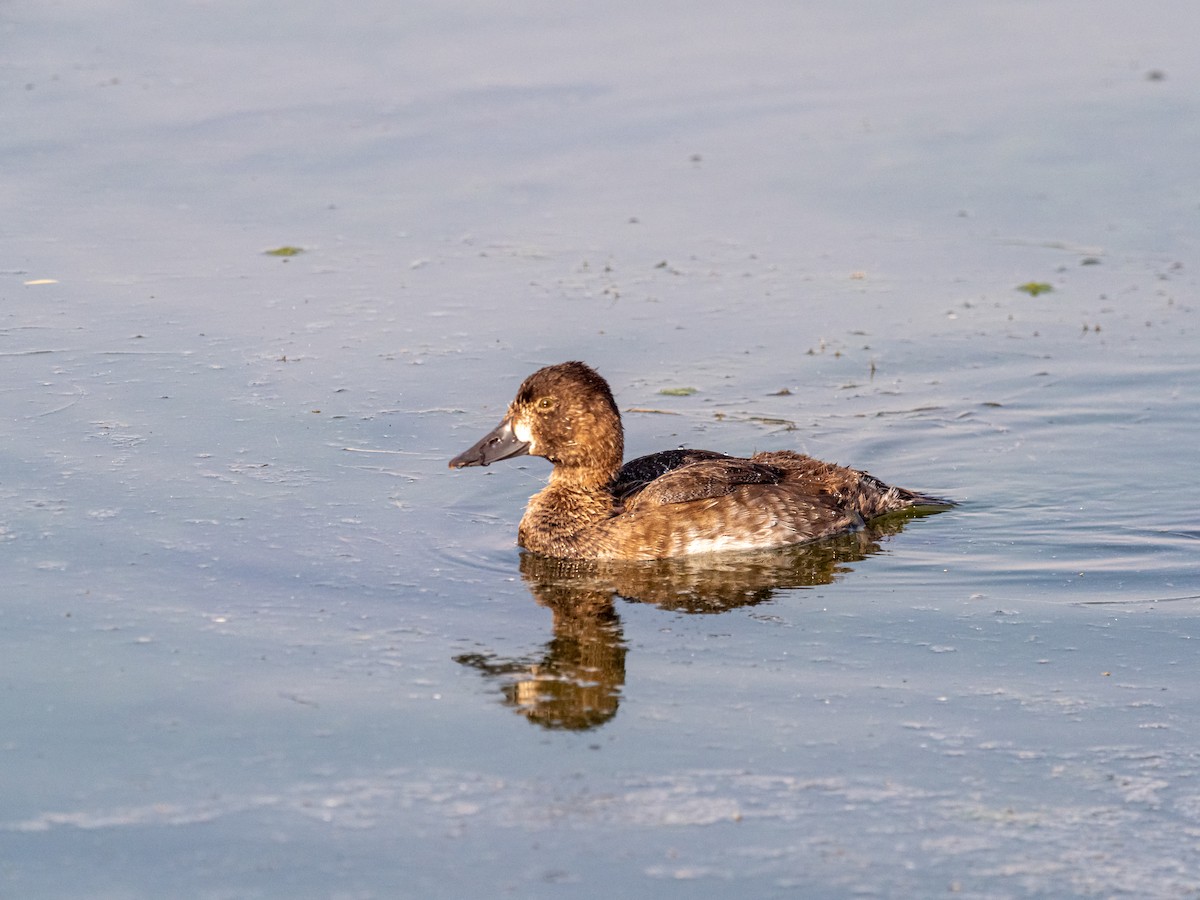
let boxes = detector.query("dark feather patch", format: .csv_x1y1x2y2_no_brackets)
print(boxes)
617,452,785,509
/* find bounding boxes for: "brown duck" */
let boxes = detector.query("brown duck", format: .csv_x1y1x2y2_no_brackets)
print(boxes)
450,361,950,560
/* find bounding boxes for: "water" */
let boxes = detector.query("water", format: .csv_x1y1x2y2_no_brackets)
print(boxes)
4,1,1199,896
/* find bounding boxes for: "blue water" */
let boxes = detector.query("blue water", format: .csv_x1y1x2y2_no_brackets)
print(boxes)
4,1,1199,897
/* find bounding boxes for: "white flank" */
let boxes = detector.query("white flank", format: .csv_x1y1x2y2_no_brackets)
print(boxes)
681,534,764,555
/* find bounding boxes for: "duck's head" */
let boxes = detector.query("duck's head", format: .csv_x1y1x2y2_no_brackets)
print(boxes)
449,361,623,474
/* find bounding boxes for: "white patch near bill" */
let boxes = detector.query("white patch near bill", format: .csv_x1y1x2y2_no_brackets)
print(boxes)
513,419,535,451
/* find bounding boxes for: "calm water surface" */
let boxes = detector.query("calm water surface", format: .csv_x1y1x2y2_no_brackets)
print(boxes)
4,1,1199,897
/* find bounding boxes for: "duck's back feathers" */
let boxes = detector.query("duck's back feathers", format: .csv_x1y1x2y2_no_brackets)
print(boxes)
614,450,783,508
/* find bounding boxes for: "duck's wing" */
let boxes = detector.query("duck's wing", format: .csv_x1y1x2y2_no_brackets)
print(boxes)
619,454,786,509
611,449,730,501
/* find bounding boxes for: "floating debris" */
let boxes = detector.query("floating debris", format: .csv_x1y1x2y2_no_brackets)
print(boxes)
1017,281,1054,296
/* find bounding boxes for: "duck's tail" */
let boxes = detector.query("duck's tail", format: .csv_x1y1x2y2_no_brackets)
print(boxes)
858,472,956,520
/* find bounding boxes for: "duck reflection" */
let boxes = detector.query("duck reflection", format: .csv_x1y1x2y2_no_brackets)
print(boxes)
455,513,933,731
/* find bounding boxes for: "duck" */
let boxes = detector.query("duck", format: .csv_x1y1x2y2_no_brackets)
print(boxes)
449,361,950,561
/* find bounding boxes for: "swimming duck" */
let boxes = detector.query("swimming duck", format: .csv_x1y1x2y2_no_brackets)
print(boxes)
449,361,949,560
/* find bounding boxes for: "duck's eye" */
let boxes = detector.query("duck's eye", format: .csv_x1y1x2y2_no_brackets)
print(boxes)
536,397,556,411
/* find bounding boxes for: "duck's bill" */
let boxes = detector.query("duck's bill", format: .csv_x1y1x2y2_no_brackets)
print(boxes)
449,419,531,468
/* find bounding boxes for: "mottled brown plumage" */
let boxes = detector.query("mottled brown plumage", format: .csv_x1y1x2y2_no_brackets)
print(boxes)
450,361,950,560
